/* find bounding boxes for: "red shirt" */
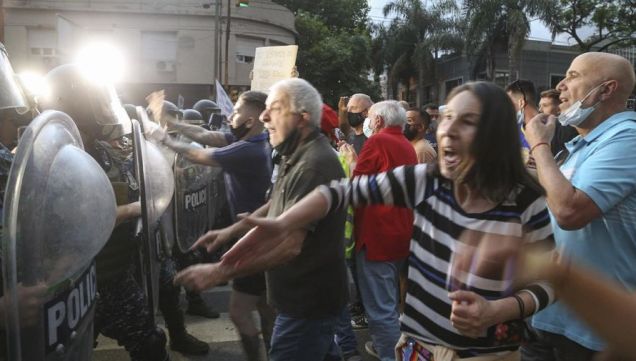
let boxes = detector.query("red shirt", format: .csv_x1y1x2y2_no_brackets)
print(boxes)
353,126,417,261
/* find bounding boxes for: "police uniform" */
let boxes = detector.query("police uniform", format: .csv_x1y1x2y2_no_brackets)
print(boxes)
92,139,169,361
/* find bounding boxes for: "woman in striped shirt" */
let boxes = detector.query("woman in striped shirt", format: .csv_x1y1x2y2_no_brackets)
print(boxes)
224,81,554,360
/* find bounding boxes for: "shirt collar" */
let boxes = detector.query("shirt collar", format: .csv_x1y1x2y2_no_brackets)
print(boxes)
581,111,636,143
565,111,636,152
283,128,321,168
245,132,268,142
380,126,404,135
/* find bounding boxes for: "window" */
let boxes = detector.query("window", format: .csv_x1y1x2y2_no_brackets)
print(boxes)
550,74,565,89
445,77,463,98
494,71,509,88
28,28,57,59
236,54,254,64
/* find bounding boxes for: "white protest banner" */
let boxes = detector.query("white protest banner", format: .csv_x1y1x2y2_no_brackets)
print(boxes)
250,45,298,92
215,80,234,117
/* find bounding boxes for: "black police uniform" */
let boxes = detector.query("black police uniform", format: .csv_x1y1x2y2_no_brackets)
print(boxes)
92,139,169,361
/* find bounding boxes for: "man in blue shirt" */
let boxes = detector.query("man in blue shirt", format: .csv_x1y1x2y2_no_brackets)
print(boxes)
523,52,636,360
149,90,274,361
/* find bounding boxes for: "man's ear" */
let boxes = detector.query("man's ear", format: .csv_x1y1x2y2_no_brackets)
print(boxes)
300,112,312,126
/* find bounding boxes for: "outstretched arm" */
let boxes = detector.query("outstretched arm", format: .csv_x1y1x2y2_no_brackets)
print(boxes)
161,135,219,167
169,121,230,148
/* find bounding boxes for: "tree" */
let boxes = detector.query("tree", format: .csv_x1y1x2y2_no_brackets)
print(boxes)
273,0,381,106
375,0,462,105
543,0,636,52
462,0,555,81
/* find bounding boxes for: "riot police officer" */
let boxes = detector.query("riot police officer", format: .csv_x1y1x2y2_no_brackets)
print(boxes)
40,64,170,361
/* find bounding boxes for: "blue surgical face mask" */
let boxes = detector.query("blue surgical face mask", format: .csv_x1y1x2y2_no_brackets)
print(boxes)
558,82,606,127
516,109,524,126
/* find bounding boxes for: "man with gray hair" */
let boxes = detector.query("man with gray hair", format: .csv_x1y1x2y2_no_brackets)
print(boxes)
176,78,349,361
343,100,417,360
338,93,374,153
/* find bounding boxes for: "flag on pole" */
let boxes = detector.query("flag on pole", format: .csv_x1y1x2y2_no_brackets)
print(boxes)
215,80,234,116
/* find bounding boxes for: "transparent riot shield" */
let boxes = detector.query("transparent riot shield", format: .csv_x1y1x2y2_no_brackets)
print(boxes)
173,145,215,253
131,119,174,322
2,110,117,361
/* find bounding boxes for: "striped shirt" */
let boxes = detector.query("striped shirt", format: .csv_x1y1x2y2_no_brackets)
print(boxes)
319,164,554,356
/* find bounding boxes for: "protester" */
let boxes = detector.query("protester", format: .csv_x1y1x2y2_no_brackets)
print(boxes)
405,107,437,163
339,101,419,360
338,93,374,154
523,52,636,360
176,78,349,361
538,89,578,157
216,81,555,360
146,90,275,361
422,103,439,150
538,90,561,117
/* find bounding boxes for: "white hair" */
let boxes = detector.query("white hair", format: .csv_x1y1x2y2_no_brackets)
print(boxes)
369,100,406,127
269,78,323,127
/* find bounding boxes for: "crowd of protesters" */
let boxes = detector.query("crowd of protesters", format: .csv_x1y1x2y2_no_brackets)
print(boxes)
168,51,636,361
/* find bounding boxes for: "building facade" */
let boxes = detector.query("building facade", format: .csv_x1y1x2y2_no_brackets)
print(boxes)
1,0,296,106
396,40,582,106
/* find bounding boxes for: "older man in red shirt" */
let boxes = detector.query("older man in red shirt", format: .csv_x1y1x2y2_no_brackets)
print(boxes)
351,100,417,360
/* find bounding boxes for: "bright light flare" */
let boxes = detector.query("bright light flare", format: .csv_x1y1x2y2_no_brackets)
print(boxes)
74,42,125,84
17,71,49,98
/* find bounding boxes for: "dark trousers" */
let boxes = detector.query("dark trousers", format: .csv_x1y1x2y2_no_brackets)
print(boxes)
521,329,598,361
269,311,342,361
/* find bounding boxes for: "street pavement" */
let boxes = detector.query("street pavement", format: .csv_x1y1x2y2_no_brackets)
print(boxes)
93,284,374,360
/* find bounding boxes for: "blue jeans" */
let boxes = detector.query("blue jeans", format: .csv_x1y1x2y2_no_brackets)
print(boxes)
269,312,341,361
335,306,358,356
356,249,402,361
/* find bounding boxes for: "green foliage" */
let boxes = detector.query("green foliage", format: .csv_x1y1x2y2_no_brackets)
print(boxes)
271,0,380,107
462,0,555,80
544,0,636,52
372,0,463,104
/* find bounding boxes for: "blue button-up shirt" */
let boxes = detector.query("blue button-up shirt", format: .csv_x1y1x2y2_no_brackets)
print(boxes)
533,111,636,350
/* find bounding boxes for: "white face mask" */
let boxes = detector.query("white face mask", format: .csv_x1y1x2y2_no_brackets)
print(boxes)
558,82,606,127
363,117,373,138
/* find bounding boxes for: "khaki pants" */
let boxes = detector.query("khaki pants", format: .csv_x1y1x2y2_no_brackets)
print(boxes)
395,334,520,361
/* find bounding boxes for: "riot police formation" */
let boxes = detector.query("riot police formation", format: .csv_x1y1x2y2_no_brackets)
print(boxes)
39,63,174,361
150,101,223,322
145,91,275,361
0,44,117,361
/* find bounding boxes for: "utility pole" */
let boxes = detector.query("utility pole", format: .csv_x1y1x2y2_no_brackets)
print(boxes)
202,2,222,84
224,0,231,88
215,0,222,82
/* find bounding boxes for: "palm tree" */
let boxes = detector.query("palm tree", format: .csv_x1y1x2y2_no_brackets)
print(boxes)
378,0,462,105
462,0,556,82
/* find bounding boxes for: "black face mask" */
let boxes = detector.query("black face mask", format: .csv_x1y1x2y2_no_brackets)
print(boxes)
230,121,250,140
403,125,419,141
274,127,301,156
347,112,365,127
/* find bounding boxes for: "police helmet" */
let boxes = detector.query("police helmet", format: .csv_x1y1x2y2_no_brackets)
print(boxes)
182,109,205,125
0,43,32,126
41,64,131,141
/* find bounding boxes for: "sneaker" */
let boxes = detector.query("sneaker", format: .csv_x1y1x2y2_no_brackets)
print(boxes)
186,300,220,319
169,331,210,355
364,341,380,359
350,313,368,329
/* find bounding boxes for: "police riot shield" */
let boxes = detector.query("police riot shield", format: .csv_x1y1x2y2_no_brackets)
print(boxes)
2,110,117,361
131,119,174,322
173,143,216,253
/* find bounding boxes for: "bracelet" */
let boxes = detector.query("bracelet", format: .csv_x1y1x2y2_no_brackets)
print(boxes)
512,294,525,319
530,142,549,155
